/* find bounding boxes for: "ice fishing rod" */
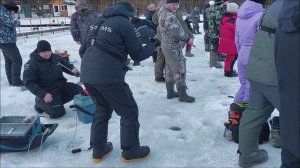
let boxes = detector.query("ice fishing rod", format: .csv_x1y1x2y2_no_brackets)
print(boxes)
55,61,80,77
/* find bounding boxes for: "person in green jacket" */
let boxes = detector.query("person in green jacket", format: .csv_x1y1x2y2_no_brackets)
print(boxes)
237,0,284,167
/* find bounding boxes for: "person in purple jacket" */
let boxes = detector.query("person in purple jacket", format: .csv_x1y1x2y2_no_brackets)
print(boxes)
233,0,265,108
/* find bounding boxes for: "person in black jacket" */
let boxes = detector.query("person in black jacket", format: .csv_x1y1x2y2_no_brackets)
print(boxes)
23,40,82,119
131,17,157,64
80,1,156,163
275,0,300,167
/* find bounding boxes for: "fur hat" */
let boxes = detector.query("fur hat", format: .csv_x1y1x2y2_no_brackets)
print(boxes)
166,0,179,4
37,40,52,53
226,3,239,13
3,1,19,13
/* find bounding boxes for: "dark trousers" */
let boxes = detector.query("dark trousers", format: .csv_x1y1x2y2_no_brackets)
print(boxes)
281,148,300,168
0,43,23,85
239,81,280,155
275,29,300,166
85,82,140,157
154,46,165,79
35,82,82,118
193,23,200,34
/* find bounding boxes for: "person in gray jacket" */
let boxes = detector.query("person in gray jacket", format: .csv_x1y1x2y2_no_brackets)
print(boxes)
70,0,98,58
237,0,284,167
191,7,201,34
159,0,195,103
275,0,300,167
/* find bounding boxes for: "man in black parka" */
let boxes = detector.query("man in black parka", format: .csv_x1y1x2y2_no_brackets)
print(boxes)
275,0,300,167
23,40,82,119
80,1,156,163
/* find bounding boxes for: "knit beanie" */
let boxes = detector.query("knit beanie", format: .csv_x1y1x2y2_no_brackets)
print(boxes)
37,40,52,53
209,0,215,6
3,1,19,13
166,0,179,4
117,1,135,17
226,3,239,13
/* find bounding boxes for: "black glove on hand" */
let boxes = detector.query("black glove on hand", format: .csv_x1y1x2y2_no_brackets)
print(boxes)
150,38,161,47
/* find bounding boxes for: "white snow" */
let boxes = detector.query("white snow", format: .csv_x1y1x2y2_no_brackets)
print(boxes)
1,26,281,167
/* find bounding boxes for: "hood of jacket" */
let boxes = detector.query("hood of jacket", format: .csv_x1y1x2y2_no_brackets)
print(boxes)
237,0,264,19
102,4,131,19
30,49,56,63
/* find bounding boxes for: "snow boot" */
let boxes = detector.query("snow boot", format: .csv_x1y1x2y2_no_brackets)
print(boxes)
92,142,113,163
166,82,179,99
155,77,165,82
270,116,281,148
185,51,194,57
224,70,238,77
177,86,195,103
209,55,223,68
121,146,150,162
238,149,268,168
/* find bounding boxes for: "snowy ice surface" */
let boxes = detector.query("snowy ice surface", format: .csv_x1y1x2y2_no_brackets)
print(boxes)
1,27,280,167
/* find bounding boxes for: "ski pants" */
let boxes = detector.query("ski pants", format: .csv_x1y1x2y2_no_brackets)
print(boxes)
239,81,280,156
35,82,82,118
224,54,238,73
85,82,140,157
0,43,23,85
154,46,165,79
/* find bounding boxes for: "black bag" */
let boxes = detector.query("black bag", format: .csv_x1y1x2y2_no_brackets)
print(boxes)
224,103,270,144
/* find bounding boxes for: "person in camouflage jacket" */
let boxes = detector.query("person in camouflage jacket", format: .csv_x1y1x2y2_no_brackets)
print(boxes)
70,0,98,58
208,0,228,68
158,0,195,103
0,2,23,86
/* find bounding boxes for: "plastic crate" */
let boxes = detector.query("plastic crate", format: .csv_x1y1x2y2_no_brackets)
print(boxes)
73,94,95,124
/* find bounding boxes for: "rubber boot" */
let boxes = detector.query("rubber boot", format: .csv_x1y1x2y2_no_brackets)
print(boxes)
185,51,194,57
238,149,268,168
166,82,179,99
209,55,223,68
176,85,195,103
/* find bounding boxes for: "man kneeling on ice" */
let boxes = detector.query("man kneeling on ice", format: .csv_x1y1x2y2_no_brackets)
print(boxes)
23,40,82,118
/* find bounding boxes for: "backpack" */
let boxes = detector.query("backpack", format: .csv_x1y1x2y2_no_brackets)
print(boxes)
0,116,58,152
223,103,270,144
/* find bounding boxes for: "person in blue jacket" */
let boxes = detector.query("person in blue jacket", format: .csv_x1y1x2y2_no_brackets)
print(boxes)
0,2,23,86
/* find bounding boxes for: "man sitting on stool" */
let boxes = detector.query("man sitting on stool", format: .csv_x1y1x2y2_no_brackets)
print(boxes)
23,40,82,118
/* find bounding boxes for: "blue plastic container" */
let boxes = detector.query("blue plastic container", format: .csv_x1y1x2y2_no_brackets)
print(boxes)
73,94,95,124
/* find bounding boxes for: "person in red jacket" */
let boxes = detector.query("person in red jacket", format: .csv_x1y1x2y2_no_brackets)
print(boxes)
218,3,239,77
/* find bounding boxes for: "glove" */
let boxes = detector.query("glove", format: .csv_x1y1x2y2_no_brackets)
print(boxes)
150,38,161,47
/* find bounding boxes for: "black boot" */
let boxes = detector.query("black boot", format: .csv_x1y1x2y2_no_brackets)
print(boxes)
92,142,113,163
121,146,150,162
166,82,179,99
176,86,195,103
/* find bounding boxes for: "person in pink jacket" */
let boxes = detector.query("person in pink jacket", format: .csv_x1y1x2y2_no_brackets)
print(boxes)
218,3,239,77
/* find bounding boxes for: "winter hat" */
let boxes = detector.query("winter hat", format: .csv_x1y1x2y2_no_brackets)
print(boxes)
37,40,52,53
250,0,266,5
166,0,179,4
214,0,228,5
117,1,135,17
75,0,88,11
226,3,239,13
209,0,215,6
3,1,19,13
